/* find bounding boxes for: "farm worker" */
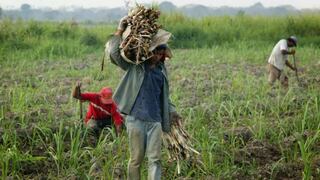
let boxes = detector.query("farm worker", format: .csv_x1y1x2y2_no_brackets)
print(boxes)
106,16,181,180
72,82,123,137
267,36,298,88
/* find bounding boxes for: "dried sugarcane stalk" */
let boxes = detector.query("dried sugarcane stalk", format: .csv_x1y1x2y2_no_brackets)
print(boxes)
162,119,205,174
120,5,161,64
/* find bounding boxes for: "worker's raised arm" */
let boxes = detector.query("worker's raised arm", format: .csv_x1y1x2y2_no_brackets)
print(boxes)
106,16,132,71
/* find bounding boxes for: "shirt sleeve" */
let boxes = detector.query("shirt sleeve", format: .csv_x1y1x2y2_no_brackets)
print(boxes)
80,93,98,102
279,40,288,51
111,102,123,126
108,35,132,71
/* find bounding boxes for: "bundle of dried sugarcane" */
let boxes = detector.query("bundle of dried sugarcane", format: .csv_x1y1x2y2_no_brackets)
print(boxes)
162,119,204,174
120,5,161,64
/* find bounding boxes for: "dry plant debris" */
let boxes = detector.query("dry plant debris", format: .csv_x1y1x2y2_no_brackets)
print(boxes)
162,119,204,174
120,5,161,64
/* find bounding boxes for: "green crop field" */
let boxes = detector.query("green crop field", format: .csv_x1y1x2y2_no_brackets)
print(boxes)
0,14,320,179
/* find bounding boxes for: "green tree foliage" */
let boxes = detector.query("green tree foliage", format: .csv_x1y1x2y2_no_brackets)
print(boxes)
20,4,31,12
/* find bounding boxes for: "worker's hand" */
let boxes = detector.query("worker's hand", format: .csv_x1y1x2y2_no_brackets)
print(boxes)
73,81,82,99
75,81,82,93
290,49,296,55
118,16,128,31
115,16,128,36
170,111,182,126
76,81,81,89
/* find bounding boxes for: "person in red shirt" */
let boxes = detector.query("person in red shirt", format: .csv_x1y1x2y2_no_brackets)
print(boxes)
72,82,123,136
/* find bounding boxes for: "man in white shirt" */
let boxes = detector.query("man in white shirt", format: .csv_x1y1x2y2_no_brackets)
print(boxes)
267,36,298,88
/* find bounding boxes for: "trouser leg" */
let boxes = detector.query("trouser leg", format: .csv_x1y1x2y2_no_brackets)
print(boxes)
85,120,99,145
268,64,279,86
146,122,162,180
98,118,112,129
280,74,289,88
86,120,100,135
127,118,146,180
87,118,112,137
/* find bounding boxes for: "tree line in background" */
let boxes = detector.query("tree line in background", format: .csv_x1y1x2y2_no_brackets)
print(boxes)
1,2,320,22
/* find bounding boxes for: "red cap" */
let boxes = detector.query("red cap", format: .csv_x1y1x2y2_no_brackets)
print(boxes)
99,87,113,104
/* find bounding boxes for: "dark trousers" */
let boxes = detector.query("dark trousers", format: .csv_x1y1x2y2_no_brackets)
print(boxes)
87,118,112,137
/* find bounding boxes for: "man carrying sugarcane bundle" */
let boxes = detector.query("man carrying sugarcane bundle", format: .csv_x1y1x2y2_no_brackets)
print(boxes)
267,36,298,88
105,8,181,180
72,82,123,137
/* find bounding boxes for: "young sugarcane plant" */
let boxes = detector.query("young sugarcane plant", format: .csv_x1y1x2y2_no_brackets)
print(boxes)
293,55,303,87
